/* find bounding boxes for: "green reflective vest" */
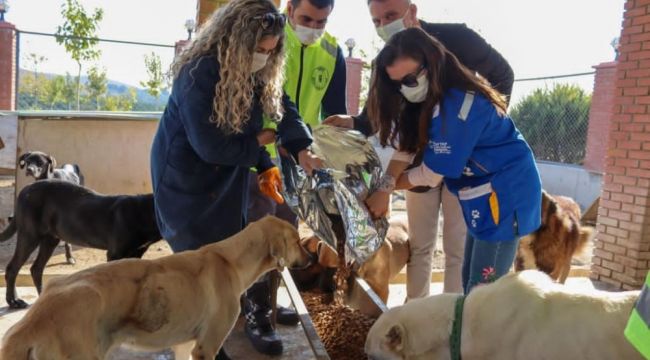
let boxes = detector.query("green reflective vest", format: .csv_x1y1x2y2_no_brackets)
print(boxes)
625,271,650,359
263,23,338,158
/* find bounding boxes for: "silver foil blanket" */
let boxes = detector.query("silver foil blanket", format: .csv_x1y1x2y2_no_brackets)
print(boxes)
278,126,388,265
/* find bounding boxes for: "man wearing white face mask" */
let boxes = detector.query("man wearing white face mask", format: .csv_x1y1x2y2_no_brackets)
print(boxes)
324,0,514,298
283,0,347,124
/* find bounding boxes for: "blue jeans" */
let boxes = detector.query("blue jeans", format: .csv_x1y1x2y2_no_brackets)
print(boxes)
462,234,519,294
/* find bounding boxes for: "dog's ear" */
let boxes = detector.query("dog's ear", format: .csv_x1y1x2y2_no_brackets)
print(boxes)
301,236,320,254
318,242,339,268
18,152,30,169
270,231,289,271
385,324,406,353
47,155,57,173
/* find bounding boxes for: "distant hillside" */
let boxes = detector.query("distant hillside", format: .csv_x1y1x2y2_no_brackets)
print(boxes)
19,69,170,110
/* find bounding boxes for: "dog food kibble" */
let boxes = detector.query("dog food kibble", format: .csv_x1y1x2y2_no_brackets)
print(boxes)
302,292,375,360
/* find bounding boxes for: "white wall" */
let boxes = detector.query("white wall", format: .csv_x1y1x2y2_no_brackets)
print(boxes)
537,161,602,210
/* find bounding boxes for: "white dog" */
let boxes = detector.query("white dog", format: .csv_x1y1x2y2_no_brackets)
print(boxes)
365,270,643,360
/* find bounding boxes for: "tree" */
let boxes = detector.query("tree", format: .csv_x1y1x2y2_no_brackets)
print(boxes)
140,52,166,99
55,0,103,110
510,84,592,164
42,76,67,109
104,88,137,112
25,53,47,81
86,65,107,110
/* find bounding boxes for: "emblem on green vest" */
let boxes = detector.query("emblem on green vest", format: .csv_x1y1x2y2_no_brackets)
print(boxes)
312,66,330,90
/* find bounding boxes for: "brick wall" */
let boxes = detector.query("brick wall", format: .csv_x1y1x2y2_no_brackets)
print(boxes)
591,0,650,290
584,62,617,173
0,21,16,111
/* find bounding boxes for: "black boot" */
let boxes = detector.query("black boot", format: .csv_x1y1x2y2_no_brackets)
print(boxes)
276,305,300,326
244,279,283,356
215,348,231,360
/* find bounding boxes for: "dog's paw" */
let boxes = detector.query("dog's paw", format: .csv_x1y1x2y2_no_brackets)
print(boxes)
8,298,29,309
66,257,77,265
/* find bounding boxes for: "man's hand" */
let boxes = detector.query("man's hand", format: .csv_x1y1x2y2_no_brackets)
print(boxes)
257,129,277,146
298,149,323,176
322,115,354,129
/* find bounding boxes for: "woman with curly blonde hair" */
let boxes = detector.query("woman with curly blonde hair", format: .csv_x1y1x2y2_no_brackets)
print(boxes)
150,1,320,358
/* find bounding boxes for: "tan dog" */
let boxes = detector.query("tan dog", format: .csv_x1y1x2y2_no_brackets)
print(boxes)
0,216,311,360
516,191,593,283
295,217,410,302
366,270,643,360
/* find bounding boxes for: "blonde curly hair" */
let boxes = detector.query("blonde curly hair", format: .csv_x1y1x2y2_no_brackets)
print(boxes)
172,0,286,134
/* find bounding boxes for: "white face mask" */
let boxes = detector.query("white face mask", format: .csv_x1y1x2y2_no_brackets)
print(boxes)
376,17,406,42
400,73,429,103
294,24,325,45
251,52,270,73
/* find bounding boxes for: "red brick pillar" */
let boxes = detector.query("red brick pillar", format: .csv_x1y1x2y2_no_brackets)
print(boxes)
0,21,16,111
591,0,650,290
584,62,617,173
345,57,363,116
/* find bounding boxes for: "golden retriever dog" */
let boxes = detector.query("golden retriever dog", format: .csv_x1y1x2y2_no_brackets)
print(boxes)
516,191,593,283
365,270,643,360
294,216,410,303
0,216,311,360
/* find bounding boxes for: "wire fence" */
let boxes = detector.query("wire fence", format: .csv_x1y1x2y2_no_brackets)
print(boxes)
14,30,595,165
15,30,176,112
510,72,594,165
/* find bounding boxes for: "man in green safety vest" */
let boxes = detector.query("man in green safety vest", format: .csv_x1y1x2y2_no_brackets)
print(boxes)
244,0,348,356
625,271,650,359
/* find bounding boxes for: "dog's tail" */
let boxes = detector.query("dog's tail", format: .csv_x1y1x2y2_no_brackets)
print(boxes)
0,216,16,243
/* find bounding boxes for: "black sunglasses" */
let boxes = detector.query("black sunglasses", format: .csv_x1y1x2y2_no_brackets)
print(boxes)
253,13,286,30
396,65,425,88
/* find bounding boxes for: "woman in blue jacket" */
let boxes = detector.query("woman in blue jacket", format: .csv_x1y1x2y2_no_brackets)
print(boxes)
150,0,320,358
365,28,541,294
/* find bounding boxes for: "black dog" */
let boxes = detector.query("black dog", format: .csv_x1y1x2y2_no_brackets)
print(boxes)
19,151,84,185
0,180,162,309
18,151,85,264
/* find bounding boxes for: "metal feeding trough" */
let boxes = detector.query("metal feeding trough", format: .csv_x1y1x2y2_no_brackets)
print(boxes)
281,270,388,360
279,216,388,360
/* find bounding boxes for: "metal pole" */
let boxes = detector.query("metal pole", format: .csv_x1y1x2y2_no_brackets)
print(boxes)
14,29,19,110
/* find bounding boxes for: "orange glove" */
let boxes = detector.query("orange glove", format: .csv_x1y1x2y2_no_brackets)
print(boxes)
258,166,284,204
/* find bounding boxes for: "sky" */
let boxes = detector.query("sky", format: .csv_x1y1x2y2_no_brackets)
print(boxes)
7,0,625,106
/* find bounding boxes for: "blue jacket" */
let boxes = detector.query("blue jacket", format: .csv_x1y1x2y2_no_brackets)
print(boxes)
151,55,312,251
424,88,541,241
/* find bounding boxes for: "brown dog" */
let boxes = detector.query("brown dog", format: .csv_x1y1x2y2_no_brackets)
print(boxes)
294,217,410,303
0,216,311,360
516,191,593,283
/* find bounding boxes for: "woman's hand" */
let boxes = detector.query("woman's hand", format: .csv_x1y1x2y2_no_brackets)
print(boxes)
298,149,323,176
365,191,391,219
322,115,354,129
257,129,277,146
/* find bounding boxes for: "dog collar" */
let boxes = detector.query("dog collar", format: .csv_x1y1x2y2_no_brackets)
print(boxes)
450,294,466,360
